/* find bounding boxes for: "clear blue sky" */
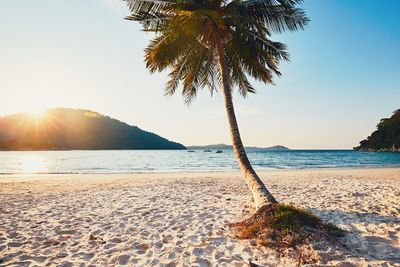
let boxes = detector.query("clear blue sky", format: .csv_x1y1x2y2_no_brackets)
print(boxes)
0,0,399,148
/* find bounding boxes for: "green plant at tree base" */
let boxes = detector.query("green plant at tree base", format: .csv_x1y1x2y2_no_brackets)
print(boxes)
231,203,345,248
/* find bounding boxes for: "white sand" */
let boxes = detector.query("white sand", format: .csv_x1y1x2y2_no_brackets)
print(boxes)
0,168,399,266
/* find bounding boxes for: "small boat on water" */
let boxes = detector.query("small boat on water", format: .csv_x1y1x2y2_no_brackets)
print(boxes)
204,150,212,152
187,150,195,152
216,150,223,153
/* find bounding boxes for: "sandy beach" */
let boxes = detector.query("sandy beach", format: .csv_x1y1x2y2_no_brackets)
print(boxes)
0,168,399,266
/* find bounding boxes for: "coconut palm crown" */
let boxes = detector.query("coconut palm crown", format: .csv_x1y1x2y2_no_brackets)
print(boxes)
125,0,309,209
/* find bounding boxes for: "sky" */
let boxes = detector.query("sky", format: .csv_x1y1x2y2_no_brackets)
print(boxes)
0,0,399,149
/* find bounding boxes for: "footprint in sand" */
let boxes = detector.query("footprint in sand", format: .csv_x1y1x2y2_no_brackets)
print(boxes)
109,237,122,243
118,254,130,265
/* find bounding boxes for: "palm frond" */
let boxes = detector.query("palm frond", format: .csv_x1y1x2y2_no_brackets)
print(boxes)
144,29,199,72
125,0,175,31
229,59,256,97
162,40,215,103
181,43,212,104
165,57,188,95
125,0,173,14
125,0,308,101
232,0,309,33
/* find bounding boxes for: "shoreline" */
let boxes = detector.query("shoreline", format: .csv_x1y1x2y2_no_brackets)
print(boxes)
1,167,399,266
1,165,400,178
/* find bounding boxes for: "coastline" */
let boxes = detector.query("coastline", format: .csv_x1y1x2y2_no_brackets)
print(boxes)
1,168,399,266
2,149,400,176
1,165,400,178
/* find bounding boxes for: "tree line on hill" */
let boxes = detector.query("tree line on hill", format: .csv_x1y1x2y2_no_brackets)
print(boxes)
354,109,400,152
0,108,186,150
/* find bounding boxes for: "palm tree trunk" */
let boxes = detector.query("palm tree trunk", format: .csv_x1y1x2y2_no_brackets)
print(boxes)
215,39,277,210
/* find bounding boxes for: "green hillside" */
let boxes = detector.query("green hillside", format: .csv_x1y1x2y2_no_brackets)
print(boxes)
354,109,400,152
0,108,186,150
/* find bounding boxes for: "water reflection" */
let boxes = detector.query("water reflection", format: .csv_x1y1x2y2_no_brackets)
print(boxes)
18,154,48,173
0,150,399,174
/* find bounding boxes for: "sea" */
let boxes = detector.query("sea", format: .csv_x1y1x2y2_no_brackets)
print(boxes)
0,149,400,175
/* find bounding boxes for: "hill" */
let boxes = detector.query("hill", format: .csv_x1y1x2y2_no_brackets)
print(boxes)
0,108,186,150
187,144,290,150
354,109,400,152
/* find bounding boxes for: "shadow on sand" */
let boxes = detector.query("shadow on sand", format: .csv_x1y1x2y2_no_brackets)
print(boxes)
309,208,400,264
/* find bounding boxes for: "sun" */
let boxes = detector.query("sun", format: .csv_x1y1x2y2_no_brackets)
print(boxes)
27,107,49,119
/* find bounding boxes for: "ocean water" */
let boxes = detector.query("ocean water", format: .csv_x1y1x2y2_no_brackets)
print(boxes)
0,150,399,175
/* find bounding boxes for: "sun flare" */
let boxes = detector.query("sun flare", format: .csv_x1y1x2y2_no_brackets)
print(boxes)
27,107,49,119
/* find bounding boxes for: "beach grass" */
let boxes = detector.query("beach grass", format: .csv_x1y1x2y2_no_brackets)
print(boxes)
230,203,345,248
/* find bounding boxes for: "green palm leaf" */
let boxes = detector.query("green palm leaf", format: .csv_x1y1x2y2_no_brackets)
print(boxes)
125,0,308,100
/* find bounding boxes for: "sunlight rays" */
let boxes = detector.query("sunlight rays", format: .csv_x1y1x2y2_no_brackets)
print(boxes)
28,108,48,119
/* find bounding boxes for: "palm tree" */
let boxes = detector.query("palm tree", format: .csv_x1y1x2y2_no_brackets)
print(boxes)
125,0,308,210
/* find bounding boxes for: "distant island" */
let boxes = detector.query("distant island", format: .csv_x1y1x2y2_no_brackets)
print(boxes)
0,108,186,150
187,144,290,150
354,109,400,152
